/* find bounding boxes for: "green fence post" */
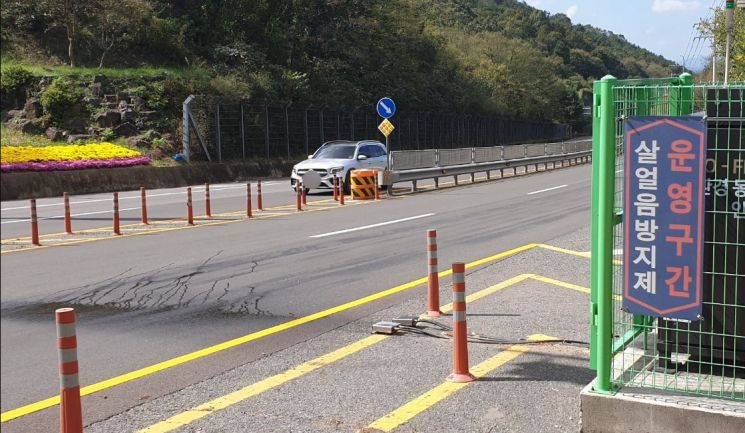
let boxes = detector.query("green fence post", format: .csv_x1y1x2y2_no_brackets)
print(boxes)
670,72,694,116
590,75,617,393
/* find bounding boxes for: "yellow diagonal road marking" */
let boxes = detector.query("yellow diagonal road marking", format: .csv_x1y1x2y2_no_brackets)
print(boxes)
136,273,537,433
138,334,387,433
366,334,556,432
438,273,535,313
536,244,623,266
1,243,536,422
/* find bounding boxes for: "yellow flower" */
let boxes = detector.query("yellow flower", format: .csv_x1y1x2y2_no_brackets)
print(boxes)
1,143,142,164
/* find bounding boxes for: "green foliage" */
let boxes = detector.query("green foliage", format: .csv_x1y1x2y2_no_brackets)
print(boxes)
100,128,115,141
39,77,84,124
698,7,744,81
0,65,34,94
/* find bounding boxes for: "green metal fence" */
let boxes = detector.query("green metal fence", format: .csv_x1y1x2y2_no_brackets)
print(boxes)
590,73,744,400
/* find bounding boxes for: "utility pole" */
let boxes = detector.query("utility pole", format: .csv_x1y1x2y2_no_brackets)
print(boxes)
724,0,734,84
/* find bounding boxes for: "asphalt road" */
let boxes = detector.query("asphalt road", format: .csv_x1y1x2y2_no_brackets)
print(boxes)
0,163,592,428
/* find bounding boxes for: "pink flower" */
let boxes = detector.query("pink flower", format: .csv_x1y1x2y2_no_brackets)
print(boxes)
1,156,151,172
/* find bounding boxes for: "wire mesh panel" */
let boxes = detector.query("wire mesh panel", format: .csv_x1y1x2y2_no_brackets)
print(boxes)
390,150,437,170
503,144,526,160
438,148,472,167
546,142,564,155
525,143,546,157
474,146,503,163
593,75,744,401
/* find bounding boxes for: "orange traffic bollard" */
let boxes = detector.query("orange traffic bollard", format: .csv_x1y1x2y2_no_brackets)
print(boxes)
112,192,121,235
30,198,40,246
64,192,73,234
333,175,339,201
301,181,307,206
246,183,253,218
205,183,212,218
140,187,149,225
374,173,381,200
339,181,345,206
426,230,442,317
296,182,303,212
257,179,263,211
447,262,474,383
187,187,194,225
56,308,83,433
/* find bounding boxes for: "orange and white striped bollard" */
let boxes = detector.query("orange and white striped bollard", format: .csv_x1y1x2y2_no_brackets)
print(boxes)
296,182,303,212
426,230,442,317
374,173,381,200
333,175,338,201
301,181,307,205
64,192,73,234
140,187,148,225
30,198,40,246
187,187,194,225
112,192,121,235
257,179,263,211
339,180,345,206
246,183,253,218
56,308,83,433
447,262,474,383
205,183,212,218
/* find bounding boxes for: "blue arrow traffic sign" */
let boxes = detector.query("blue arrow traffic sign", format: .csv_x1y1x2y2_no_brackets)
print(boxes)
377,97,396,119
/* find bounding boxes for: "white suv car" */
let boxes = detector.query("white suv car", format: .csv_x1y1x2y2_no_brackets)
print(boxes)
291,140,388,193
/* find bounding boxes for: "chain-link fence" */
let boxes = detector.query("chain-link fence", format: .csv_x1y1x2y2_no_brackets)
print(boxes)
184,98,572,161
590,73,744,401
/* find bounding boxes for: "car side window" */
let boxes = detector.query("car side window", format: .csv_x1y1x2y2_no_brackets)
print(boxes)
375,145,386,157
359,145,374,157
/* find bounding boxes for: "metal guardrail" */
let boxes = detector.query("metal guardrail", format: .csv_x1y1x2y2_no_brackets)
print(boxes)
386,139,592,193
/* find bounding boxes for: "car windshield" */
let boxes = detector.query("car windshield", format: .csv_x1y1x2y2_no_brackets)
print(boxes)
313,145,356,159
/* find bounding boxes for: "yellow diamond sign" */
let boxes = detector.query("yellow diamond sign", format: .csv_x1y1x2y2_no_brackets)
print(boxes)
378,119,395,137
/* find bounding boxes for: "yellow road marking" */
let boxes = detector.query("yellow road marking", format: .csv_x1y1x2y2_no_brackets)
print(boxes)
535,244,623,265
137,273,537,432
0,243,535,423
138,334,387,433
529,275,590,294
0,198,370,255
366,334,556,432
438,273,535,313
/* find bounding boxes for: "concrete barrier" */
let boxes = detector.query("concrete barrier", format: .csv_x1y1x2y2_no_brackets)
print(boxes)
0,160,295,201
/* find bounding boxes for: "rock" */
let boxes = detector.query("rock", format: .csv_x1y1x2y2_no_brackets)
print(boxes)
89,82,103,97
117,100,129,111
87,126,103,136
7,119,42,134
116,92,129,103
148,147,167,160
62,117,88,133
139,110,158,121
7,109,24,119
131,96,145,110
23,98,42,119
145,130,161,141
104,94,117,103
127,137,150,148
46,127,63,141
83,96,102,106
113,122,137,137
120,109,135,123
95,110,120,127
67,134,92,144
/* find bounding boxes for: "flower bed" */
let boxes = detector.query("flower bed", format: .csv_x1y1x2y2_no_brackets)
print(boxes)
0,143,150,172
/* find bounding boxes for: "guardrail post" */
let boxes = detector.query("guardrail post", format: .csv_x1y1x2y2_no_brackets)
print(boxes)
56,308,83,433
64,192,73,234
590,75,617,394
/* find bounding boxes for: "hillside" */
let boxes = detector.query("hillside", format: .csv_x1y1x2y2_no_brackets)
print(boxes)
1,0,678,129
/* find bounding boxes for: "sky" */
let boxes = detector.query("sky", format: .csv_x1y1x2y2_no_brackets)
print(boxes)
523,0,726,71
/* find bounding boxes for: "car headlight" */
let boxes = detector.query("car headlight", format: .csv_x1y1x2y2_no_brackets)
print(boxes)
329,166,344,174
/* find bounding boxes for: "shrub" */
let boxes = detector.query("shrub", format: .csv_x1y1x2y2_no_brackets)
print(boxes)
39,77,84,125
100,128,115,141
0,65,34,95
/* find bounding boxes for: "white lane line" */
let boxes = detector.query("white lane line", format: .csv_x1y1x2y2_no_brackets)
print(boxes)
309,213,435,238
1,207,141,225
526,184,568,195
1,182,285,211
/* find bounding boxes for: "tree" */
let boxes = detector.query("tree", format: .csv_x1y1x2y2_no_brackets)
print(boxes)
95,0,151,68
39,0,97,67
698,6,744,81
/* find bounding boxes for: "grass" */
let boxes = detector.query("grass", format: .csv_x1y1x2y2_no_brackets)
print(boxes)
0,124,62,147
1,59,210,80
